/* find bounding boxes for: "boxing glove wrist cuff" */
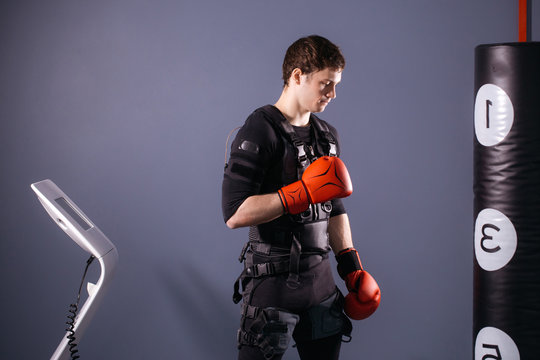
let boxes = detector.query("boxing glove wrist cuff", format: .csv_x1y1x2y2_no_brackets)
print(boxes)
277,189,288,213
336,247,363,279
278,181,310,215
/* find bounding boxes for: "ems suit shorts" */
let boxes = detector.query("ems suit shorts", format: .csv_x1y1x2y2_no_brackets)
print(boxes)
237,253,351,360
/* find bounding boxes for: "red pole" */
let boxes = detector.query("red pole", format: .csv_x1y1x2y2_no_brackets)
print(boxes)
519,0,528,42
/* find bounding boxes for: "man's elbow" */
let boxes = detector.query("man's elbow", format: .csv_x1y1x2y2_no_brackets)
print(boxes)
226,217,240,229
226,212,245,229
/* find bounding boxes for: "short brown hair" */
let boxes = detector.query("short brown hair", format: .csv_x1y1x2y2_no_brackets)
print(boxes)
282,35,345,86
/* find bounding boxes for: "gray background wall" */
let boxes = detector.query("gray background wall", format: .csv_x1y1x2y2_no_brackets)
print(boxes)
1,1,538,359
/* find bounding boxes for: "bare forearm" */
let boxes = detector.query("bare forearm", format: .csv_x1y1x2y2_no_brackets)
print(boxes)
328,213,354,254
226,193,284,229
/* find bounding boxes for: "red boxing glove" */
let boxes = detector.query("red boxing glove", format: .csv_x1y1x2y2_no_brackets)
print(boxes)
336,248,381,320
278,156,353,214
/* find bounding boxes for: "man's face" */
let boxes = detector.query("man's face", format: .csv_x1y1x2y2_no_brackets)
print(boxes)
298,67,342,113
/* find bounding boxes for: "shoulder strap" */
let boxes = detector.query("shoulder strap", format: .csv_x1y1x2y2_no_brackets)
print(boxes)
310,115,338,157
259,105,310,172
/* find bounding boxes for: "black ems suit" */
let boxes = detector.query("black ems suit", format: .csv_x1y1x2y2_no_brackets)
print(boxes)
222,105,352,360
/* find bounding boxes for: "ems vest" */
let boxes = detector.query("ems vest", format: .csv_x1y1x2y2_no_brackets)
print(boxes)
251,104,339,240
233,105,340,301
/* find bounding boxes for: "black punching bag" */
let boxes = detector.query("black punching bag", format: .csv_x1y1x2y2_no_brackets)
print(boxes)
474,42,540,359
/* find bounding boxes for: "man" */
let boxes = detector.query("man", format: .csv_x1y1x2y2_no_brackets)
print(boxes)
222,35,380,360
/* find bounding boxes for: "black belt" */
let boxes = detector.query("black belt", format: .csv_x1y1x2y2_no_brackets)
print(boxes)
250,221,331,253
233,246,328,304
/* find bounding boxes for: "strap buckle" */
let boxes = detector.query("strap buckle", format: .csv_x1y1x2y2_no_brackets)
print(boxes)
328,142,337,157
294,141,309,170
238,242,249,263
241,303,261,319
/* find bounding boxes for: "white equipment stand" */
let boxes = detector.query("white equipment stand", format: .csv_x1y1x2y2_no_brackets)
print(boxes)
31,179,119,360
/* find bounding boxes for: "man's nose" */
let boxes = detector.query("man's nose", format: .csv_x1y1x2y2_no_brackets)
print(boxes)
326,85,337,99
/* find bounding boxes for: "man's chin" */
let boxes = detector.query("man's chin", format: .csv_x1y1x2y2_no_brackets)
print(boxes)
314,102,329,113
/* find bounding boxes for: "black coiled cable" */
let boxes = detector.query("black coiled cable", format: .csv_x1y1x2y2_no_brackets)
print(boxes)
66,303,79,359
64,255,95,359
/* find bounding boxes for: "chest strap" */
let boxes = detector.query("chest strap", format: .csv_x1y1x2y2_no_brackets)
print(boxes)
260,105,338,178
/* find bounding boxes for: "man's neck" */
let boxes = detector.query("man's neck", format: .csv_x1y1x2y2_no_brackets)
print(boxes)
274,89,310,127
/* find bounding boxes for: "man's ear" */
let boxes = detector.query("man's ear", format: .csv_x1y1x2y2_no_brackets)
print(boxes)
290,68,303,85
